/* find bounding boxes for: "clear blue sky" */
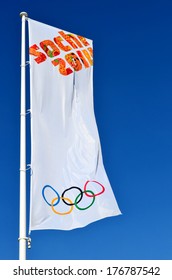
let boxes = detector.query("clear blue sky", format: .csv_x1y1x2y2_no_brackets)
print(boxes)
0,0,172,260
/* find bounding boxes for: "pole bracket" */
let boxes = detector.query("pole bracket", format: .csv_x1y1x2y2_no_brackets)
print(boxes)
18,236,31,249
20,61,30,67
20,109,31,117
19,163,31,171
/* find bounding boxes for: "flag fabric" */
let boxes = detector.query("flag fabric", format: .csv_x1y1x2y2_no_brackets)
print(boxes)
28,18,121,232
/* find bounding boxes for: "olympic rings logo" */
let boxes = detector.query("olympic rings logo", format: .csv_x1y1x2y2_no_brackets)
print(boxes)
42,180,105,215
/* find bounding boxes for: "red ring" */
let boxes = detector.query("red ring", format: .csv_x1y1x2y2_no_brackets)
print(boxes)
84,180,105,197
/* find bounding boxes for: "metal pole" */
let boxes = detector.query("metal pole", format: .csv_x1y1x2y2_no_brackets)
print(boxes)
19,11,28,260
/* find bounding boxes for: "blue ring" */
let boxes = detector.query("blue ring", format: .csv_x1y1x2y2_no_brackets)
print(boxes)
42,185,60,206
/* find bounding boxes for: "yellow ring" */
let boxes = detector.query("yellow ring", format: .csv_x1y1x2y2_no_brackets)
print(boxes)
51,197,74,215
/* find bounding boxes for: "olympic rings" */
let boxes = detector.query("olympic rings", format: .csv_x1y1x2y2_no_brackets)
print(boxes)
51,197,74,215
42,180,105,215
74,190,95,210
42,185,60,206
61,186,83,206
84,180,105,197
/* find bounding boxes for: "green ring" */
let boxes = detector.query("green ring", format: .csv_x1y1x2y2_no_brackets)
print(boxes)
74,190,95,210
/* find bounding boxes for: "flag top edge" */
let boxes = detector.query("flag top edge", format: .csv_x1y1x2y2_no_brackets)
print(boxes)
28,18,93,42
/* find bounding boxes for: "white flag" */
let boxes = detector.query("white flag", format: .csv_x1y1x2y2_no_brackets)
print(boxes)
28,18,121,232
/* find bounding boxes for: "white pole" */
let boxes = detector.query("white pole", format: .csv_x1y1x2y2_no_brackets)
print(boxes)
19,11,28,260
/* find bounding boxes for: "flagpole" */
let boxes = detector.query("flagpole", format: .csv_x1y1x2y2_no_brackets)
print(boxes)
19,11,28,260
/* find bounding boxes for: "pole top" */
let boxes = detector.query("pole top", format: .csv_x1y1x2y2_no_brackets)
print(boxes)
20,12,28,18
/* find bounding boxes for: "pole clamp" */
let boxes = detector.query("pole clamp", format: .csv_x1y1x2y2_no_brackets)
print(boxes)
19,164,33,175
18,236,31,249
20,61,30,67
20,109,31,117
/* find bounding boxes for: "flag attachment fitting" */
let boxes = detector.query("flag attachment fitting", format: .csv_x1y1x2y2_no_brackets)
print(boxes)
18,236,31,249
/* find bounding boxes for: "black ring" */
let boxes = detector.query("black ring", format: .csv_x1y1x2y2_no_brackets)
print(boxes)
61,186,83,206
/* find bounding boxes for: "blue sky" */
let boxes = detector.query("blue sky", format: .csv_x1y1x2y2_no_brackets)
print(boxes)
0,0,172,260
